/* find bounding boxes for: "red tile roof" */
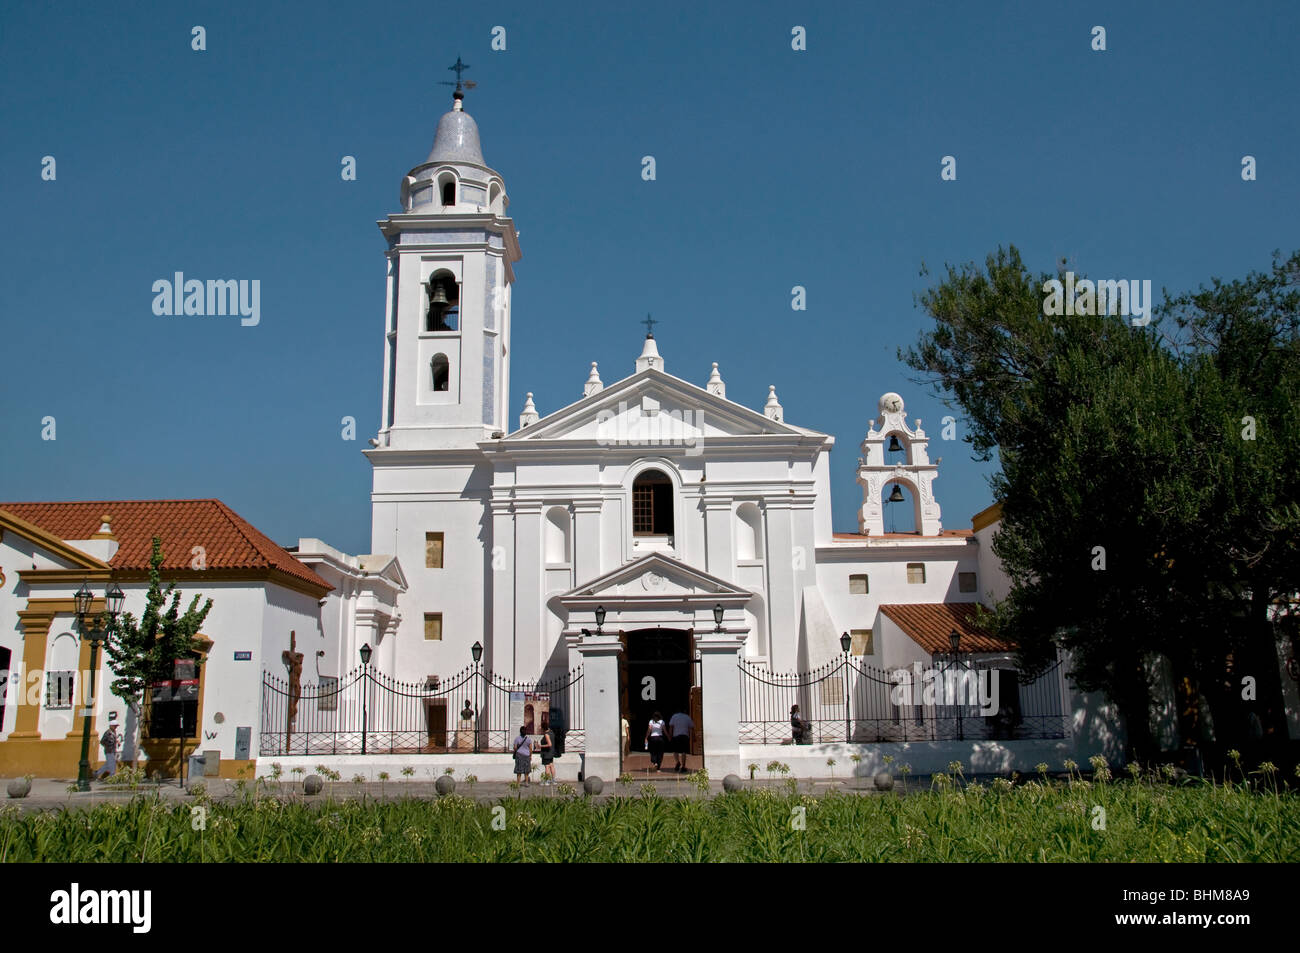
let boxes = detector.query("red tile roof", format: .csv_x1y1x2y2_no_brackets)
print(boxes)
0,499,331,593
879,603,1013,654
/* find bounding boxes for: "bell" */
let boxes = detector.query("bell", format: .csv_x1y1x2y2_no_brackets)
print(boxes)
887,484,905,503
887,434,903,454
428,280,449,307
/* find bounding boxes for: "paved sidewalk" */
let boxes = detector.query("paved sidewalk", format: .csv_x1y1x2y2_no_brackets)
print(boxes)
3,773,902,812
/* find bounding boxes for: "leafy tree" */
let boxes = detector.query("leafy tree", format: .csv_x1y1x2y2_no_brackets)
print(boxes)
903,247,1299,764
103,537,213,762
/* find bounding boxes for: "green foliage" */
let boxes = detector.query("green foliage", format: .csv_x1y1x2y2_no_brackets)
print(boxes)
103,537,213,708
903,247,1300,758
1,782,1294,863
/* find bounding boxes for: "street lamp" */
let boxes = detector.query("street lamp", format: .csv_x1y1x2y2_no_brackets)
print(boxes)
359,643,372,755
840,631,852,741
471,641,483,753
713,603,724,633
595,605,606,635
74,580,124,792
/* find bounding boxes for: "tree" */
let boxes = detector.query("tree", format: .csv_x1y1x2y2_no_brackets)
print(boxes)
103,537,213,772
902,246,1299,764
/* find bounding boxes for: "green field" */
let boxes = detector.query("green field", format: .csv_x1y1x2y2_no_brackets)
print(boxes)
4,775,1296,862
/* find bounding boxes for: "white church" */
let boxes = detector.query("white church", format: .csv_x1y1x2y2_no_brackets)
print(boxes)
0,84,1122,785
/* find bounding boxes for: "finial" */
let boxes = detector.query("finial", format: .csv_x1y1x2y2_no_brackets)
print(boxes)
519,392,539,428
764,385,783,422
706,362,726,398
641,313,657,338
584,362,604,397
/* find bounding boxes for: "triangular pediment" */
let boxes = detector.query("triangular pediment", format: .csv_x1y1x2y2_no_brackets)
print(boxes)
502,369,822,443
561,553,752,603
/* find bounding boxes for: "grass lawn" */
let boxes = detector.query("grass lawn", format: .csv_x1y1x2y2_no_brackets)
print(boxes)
3,771,1296,862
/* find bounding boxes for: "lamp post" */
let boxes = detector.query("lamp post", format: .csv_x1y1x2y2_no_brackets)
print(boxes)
471,640,483,753
359,642,372,755
74,580,125,792
948,629,964,742
712,603,724,634
594,605,606,636
840,631,852,742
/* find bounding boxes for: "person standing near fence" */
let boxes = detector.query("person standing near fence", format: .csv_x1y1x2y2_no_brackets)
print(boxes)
512,725,533,785
645,711,667,771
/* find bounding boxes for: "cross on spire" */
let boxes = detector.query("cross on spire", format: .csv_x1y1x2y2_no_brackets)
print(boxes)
439,56,477,96
642,313,658,338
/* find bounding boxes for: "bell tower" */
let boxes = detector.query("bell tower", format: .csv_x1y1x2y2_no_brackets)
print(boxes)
374,70,522,450
857,392,943,535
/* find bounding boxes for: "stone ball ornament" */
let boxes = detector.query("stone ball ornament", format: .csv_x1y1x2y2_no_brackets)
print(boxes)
435,774,456,796
873,771,895,791
722,774,744,792
303,774,324,795
583,776,603,796
7,777,32,798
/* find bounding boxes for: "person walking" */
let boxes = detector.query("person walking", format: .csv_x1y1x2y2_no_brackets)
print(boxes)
668,708,695,772
620,715,630,759
512,724,533,785
539,724,556,784
645,711,667,771
94,712,120,780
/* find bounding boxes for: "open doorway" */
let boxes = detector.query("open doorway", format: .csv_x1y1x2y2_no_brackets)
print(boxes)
619,629,701,773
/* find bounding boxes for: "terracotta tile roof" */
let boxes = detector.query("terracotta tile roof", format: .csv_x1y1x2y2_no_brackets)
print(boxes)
832,530,973,540
0,499,331,592
879,603,1013,654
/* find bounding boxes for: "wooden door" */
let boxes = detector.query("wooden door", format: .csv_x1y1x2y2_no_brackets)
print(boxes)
426,699,447,750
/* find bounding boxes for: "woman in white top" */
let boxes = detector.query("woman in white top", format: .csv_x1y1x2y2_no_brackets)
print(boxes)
644,711,667,771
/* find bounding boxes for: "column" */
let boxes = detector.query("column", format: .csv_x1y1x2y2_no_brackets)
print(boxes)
702,496,735,583
576,632,623,781
513,500,544,679
572,499,602,584
696,630,746,778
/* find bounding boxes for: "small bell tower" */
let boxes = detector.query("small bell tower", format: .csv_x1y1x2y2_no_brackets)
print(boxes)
857,392,943,535
374,60,522,450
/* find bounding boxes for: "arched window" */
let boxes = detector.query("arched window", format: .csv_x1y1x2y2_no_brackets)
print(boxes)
426,271,460,332
441,180,456,206
489,181,503,214
736,502,762,560
431,353,450,392
632,469,673,536
545,507,570,564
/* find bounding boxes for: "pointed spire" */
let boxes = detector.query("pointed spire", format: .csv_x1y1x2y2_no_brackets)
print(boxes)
519,392,539,428
636,333,664,374
706,362,725,398
584,362,604,397
764,385,783,422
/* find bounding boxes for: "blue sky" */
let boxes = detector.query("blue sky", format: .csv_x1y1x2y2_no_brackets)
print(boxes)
2,0,1297,555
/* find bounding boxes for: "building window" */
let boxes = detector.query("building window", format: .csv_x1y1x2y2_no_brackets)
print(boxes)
426,273,460,331
958,571,977,592
424,613,443,641
431,353,450,391
441,180,456,206
849,574,869,594
426,532,444,568
906,563,926,585
850,629,873,656
45,671,75,710
632,469,673,536
318,676,339,712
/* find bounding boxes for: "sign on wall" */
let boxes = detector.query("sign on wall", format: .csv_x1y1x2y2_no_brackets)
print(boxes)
508,691,550,740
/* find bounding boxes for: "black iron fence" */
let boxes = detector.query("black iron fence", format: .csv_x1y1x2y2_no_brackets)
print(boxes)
738,655,1070,745
260,663,583,757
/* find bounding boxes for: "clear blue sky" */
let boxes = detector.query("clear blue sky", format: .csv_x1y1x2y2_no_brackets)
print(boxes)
2,1,1297,555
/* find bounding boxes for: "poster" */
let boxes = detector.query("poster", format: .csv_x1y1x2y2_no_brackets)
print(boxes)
508,691,550,741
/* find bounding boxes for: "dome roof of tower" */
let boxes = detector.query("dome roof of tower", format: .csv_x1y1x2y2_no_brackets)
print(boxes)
425,103,485,165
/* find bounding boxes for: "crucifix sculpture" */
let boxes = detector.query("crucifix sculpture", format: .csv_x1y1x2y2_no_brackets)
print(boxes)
282,630,304,749
642,313,658,337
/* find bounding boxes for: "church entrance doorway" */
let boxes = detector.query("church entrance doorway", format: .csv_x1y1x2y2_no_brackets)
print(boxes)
619,629,701,774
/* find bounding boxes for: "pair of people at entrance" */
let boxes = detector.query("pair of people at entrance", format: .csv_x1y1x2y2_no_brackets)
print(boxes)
643,709,694,771
512,724,556,784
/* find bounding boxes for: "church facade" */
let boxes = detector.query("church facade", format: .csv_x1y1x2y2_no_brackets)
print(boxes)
361,89,1104,779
